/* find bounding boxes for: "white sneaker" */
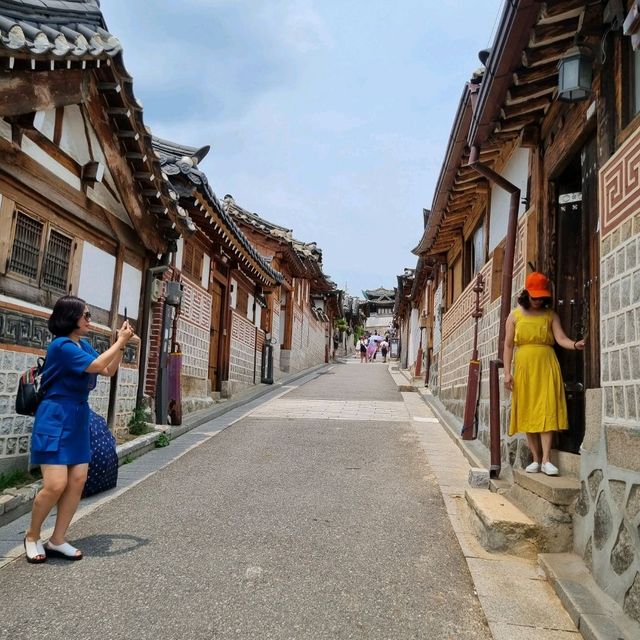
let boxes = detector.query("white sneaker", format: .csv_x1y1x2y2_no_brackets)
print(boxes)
525,462,540,473
541,462,559,476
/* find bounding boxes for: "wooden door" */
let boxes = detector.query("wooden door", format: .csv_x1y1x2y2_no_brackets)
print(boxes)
553,136,598,454
208,280,223,391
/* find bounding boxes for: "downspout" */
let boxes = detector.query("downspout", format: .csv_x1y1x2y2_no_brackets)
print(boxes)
468,144,520,478
136,254,171,408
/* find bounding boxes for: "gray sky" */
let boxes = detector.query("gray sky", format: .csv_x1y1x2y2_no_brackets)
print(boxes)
105,0,504,296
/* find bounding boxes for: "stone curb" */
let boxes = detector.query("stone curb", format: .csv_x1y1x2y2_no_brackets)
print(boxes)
539,553,640,640
0,363,329,529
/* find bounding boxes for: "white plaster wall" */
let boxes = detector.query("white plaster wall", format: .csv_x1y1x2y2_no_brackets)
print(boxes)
201,253,210,289
0,118,10,141
78,244,115,311
58,105,92,165
119,263,142,319
175,237,184,271
21,137,81,190
33,109,56,140
489,147,529,252
408,307,420,369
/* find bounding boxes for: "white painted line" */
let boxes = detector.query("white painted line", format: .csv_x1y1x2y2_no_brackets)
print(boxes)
412,416,439,423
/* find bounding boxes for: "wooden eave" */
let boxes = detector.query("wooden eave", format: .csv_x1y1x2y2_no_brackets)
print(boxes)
416,0,595,260
0,51,181,254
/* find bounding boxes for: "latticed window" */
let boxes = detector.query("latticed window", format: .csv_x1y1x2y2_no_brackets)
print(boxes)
8,211,73,292
9,212,43,280
182,241,203,280
42,230,72,293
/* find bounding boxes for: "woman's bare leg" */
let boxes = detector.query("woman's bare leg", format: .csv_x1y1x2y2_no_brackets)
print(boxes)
525,433,542,463
26,465,68,545
540,432,554,464
49,463,87,548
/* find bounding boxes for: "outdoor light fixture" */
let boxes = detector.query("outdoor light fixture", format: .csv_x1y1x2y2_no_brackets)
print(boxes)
557,43,594,102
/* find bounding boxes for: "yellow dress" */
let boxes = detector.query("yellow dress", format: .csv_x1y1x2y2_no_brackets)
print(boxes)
508,308,568,435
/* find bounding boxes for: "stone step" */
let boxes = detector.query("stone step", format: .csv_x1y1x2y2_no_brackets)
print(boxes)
465,487,542,559
506,484,573,553
539,552,640,640
513,469,581,506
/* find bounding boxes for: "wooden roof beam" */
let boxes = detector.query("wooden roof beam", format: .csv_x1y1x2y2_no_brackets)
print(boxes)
522,38,574,68
513,61,558,86
538,0,585,23
529,17,581,47
502,95,551,119
507,80,557,104
0,69,88,117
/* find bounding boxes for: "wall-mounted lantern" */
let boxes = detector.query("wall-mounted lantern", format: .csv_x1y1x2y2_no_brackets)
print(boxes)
557,44,594,102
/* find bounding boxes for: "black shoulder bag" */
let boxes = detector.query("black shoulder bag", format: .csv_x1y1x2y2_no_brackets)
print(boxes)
15,357,47,416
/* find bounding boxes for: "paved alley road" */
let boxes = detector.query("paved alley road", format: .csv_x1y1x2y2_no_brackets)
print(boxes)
0,362,491,640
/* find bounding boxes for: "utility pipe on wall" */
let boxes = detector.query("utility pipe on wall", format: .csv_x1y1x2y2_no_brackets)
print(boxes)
468,144,520,478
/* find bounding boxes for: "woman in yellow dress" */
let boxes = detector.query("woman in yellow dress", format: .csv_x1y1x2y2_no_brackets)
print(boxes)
503,272,585,476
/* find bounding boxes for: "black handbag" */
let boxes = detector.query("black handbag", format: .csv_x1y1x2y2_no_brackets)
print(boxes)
15,357,46,416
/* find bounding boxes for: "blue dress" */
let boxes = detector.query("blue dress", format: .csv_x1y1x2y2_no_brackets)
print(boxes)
30,337,99,465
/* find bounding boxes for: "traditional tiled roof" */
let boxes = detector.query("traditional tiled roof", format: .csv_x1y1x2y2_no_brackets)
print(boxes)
0,0,186,250
222,194,332,290
362,287,395,301
152,137,283,286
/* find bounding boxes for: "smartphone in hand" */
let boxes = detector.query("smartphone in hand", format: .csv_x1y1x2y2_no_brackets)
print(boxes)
124,307,128,325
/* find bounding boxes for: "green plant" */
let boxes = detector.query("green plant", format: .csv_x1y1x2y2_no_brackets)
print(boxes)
335,317,348,332
155,432,170,448
121,454,134,465
128,406,151,436
0,468,41,492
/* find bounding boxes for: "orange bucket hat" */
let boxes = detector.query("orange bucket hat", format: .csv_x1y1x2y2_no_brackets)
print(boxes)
525,272,551,298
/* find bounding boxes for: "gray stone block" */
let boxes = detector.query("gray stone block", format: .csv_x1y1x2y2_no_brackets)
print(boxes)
468,467,489,488
0,493,21,513
582,388,603,453
606,424,640,472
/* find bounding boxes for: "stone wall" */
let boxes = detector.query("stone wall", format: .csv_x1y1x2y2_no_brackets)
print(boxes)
111,365,136,438
289,307,326,373
572,135,640,623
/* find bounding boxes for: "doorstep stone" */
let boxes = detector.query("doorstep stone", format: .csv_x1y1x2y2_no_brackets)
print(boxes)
513,469,580,506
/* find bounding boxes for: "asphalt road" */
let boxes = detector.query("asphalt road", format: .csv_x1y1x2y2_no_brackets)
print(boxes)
0,362,491,639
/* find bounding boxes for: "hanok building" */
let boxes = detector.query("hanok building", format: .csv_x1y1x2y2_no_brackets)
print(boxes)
222,195,340,377
0,0,190,472
360,287,396,336
411,0,640,627
150,139,283,415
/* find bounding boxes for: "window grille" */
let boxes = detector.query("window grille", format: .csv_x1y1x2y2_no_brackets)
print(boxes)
42,230,72,292
9,212,43,279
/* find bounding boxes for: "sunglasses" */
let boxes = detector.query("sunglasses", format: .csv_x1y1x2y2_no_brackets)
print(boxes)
82,311,92,320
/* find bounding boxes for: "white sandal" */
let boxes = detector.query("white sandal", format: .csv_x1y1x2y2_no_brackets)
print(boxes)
44,540,83,561
24,537,47,564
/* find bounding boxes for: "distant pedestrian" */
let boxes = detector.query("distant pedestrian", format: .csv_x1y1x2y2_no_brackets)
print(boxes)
332,331,340,360
366,335,378,362
358,336,367,363
380,340,389,363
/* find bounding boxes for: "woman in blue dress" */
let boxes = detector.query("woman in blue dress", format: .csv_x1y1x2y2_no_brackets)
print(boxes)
23,295,134,563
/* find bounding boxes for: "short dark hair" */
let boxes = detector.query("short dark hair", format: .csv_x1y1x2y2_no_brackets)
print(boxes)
517,290,552,310
48,295,86,337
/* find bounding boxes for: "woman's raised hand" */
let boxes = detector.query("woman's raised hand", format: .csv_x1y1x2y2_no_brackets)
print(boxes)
118,320,135,343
